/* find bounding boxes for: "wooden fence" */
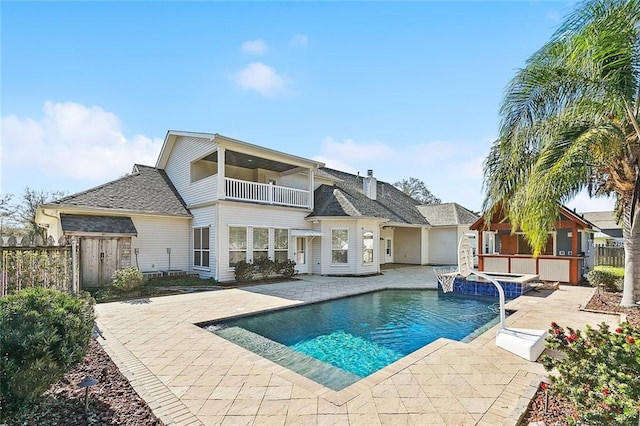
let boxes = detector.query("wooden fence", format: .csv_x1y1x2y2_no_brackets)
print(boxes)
0,236,79,297
594,246,625,268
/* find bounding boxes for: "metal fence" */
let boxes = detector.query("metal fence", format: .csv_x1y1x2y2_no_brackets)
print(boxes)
594,246,625,268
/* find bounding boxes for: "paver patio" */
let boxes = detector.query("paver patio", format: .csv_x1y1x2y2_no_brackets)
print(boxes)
95,266,619,425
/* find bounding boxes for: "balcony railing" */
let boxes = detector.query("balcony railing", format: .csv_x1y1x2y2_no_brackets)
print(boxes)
225,177,310,208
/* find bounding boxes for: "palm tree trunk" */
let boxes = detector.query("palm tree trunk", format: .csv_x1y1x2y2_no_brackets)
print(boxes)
621,201,640,307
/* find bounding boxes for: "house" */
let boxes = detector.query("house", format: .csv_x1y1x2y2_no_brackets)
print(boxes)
581,211,623,247
36,131,478,286
469,205,596,284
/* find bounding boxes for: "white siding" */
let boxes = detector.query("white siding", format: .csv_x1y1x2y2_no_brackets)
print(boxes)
421,227,429,265
311,236,322,274
484,257,509,272
217,203,310,282
164,136,218,206
539,258,571,282
394,227,422,264
428,227,458,264
278,172,310,191
185,175,217,206
510,258,537,275
130,216,190,273
191,206,217,280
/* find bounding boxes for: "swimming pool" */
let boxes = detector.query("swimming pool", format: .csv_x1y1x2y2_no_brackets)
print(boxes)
203,289,506,390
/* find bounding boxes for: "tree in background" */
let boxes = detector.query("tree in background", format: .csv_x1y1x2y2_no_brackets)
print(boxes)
1,188,65,241
0,194,18,237
483,0,640,306
394,177,441,204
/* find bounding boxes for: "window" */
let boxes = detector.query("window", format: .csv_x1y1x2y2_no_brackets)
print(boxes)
253,227,269,262
274,229,288,262
229,226,247,267
194,227,210,268
363,230,374,263
332,229,349,264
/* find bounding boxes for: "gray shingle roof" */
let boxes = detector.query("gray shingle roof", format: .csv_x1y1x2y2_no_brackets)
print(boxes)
417,203,479,226
310,168,429,225
49,165,190,216
580,211,620,230
60,214,138,235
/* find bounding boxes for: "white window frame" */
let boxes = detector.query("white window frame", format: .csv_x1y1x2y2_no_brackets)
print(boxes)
229,226,247,267
253,227,269,263
193,227,210,269
331,228,349,265
274,228,289,263
363,229,374,264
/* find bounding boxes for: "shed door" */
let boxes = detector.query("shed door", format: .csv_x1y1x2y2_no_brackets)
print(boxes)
81,237,120,287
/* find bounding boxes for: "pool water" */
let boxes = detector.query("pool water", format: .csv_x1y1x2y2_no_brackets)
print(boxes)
204,289,505,390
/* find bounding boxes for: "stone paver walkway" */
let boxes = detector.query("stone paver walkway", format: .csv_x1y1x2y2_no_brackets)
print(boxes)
95,267,620,425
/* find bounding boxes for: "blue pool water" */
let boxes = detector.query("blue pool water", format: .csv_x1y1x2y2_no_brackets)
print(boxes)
204,289,504,390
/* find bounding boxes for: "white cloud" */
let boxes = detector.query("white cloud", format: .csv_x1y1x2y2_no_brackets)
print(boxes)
290,34,308,47
320,137,395,163
241,39,268,55
1,101,162,182
546,10,561,23
565,190,616,213
234,62,288,97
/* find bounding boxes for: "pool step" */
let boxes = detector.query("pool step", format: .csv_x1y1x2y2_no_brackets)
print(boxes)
214,326,362,391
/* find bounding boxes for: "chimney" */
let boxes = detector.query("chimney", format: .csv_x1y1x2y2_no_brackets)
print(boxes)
363,169,377,200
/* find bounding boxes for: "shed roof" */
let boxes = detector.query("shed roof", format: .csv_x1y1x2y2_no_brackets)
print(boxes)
60,214,137,235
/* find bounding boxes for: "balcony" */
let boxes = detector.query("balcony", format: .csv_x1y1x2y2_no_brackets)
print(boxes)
225,177,310,208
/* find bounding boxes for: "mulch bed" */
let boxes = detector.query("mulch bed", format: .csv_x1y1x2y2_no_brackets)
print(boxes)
521,291,638,425
10,340,163,425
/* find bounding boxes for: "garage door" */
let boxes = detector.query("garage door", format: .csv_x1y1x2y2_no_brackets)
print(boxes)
429,229,457,264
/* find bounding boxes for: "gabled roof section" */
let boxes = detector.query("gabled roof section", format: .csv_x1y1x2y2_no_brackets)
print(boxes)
417,203,479,226
156,131,325,170
309,168,429,225
470,203,594,231
44,165,191,217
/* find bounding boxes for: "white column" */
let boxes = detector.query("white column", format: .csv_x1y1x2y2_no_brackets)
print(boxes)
217,147,226,200
308,168,315,209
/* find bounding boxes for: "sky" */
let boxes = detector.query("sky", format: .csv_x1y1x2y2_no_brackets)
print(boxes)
1,1,616,213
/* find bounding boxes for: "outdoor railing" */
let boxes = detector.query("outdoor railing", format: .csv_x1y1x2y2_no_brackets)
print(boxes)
225,177,310,208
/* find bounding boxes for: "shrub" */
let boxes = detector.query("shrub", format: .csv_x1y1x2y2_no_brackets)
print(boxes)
275,259,297,279
586,267,623,292
111,267,144,293
254,258,276,280
0,287,95,421
234,260,254,282
543,321,640,425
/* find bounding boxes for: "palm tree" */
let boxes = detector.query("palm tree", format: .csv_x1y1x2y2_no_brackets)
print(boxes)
483,0,640,306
